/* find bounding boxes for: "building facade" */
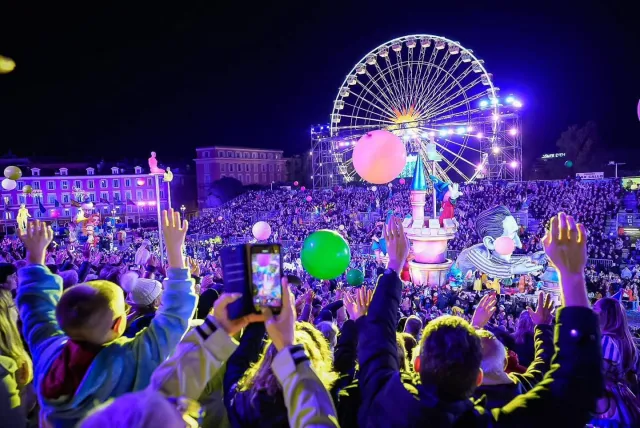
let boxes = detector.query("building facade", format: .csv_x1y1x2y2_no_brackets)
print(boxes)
1,165,183,231
194,146,288,208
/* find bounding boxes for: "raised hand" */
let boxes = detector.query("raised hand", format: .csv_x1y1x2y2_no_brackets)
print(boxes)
384,216,410,273
471,293,497,329
188,256,201,277
212,293,264,336
264,277,295,351
162,209,188,269
344,287,373,321
543,212,589,307
527,292,554,325
18,220,54,265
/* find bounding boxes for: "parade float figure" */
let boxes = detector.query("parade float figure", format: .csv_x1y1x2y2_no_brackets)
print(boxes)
430,175,462,227
447,265,465,289
454,205,544,279
148,151,165,174
16,204,30,232
75,207,87,224
163,166,173,183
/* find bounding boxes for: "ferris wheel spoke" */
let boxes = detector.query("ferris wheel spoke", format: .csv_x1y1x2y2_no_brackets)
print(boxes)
348,85,398,118
416,51,452,106
335,114,395,126
436,152,471,183
367,67,404,112
439,137,482,153
426,88,485,121
343,100,397,123
418,48,440,99
358,73,403,116
373,61,404,111
392,52,409,106
413,61,464,117
383,56,407,110
409,47,428,107
433,140,477,169
423,65,475,113
405,47,415,106
422,56,464,107
423,76,482,119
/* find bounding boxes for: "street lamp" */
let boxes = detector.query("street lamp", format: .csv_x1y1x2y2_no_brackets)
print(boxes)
270,181,275,191
608,161,625,179
180,204,186,216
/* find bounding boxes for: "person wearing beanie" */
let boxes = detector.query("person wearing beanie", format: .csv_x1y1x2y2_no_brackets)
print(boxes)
124,278,163,338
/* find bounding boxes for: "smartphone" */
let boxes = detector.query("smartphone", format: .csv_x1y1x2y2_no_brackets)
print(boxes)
221,244,283,320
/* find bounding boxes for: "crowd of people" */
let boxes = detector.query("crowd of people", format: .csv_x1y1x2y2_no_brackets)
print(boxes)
1,177,640,427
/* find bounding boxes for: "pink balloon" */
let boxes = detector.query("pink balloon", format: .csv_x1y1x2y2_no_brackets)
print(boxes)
256,253,271,267
294,181,299,186
353,130,407,184
494,236,515,256
252,221,272,240
399,178,406,185
306,196,312,202
300,186,306,191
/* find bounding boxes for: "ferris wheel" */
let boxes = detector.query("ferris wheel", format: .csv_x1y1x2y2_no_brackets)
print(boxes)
327,34,500,184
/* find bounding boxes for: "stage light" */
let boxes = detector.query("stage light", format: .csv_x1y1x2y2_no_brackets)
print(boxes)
476,164,484,171
490,98,499,105
403,134,411,141
309,151,313,155
505,96,514,104
492,146,500,154
476,132,484,139
136,179,145,185
137,201,146,207
439,130,448,137
456,127,465,134
509,128,518,136
479,100,489,108
513,100,523,108
492,114,500,121
466,126,473,132
148,201,156,206
510,161,518,168
428,131,436,137
447,129,454,135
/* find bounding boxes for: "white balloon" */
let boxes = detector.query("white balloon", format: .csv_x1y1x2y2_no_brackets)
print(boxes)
371,186,377,192
1,178,16,191
339,225,345,230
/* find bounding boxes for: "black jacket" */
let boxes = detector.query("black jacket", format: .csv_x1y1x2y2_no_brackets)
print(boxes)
357,272,603,428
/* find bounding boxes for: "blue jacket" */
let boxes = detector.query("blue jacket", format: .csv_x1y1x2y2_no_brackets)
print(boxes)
357,272,603,427
16,265,197,428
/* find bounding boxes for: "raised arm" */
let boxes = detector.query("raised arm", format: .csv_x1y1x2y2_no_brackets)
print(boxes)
15,221,66,371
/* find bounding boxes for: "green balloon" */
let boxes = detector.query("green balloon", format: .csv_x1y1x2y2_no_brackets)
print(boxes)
346,269,364,286
301,230,351,280
564,160,573,168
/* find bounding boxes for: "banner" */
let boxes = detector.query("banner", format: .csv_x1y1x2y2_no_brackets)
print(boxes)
576,172,604,180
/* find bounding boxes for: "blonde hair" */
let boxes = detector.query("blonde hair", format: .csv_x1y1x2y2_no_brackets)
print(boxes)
238,321,338,402
0,290,33,386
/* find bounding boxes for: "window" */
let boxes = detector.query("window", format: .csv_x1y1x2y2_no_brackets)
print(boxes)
64,209,70,217
261,173,266,182
204,163,210,174
226,151,232,157
244,164,249,172
277,165,281,172
252,153,257,159
127,205,133,213
159,190,164,198
245,174,250,183
229,164,235,172
31,168,40,176
62,194,70,204
203,151,210,158
61,180,69,190
59,168,68,176
17,182,24,190
34,210,42,218
88,193,95,202
87,180,95,189
268,153,273,159
113,179,119,188
86,168,95,176
253,164,258,172
2,195,11,205
125,179,131,187
254,173,258,182
18,195,26,204
269,164,274,172
48,194,56,204
74,180,82,189
113,191,121,201
33,195,42,205
261,165,266,173
236,152,241,158
100,179,108,189
221,164,226,172
147,178,153,187
134,166,142,174
147,190,154,200
204,174,211,184
125,190,132,201
33,181,41,190
218,151,225,158
101,191,109,201
136,190,143,200
243,153,249,159
111,167,119,175
260,153,265,159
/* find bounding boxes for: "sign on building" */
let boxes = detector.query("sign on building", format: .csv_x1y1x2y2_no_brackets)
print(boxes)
575,172,604,180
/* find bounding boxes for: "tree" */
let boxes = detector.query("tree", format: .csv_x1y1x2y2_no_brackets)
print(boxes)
555,121,599,173
204,177,243,207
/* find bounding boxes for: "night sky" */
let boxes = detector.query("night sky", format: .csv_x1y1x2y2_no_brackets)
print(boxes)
1,2,638,167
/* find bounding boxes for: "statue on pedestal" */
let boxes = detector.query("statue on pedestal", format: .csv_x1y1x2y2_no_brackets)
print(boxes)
454,205,544,279
16,204,30,232
148,151,165,175
163,166,173,182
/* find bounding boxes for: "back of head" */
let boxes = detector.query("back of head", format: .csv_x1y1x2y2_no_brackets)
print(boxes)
79,389,185,428
514,310,534,344
58,269,79,290
56,280,126,344
404,315,423,338
594,297,638,372
316,321,338,349
419,315,482,400
477,329,507,375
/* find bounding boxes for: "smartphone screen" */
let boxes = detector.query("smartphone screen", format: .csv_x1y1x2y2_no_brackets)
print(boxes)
250,245,282,312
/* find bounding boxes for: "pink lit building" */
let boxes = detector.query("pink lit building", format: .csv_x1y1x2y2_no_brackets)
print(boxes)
1,164,176,230
194,146,288,208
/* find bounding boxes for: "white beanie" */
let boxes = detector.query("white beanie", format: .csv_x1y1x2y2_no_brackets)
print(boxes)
126,278,162,306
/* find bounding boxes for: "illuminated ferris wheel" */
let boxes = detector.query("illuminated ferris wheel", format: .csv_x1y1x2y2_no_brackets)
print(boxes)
312,34,522,187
